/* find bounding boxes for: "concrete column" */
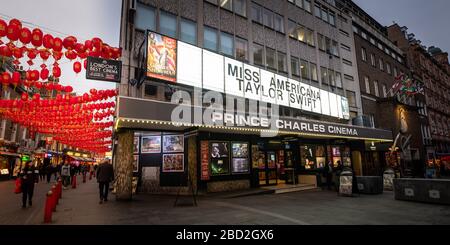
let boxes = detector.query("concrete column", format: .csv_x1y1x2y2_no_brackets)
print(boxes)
114,129,134,201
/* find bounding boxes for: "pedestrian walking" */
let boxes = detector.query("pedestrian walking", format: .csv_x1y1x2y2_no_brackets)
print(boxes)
97,160,114,204
20,160,38,208
322,161,333,190
46,164,53,183
61,161,71,189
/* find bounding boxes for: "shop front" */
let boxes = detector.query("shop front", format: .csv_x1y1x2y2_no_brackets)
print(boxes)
115,97,393,193
0,140,20,180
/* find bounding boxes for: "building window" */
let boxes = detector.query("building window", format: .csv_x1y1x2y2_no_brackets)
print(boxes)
295,0,303,8
361,32,367,40
136,3,156,31
266,47,276,69
343,59,352,66
377,42,383,50
382,84,387,98
235,37,248,61
386,63,391,74
253,43,264,66
311,63,318,81
274,14,285,33
340,29,349,37
291,56,300,77
318,34,325,51
251,3,263,24
263,8,274,29
180,18,197,45
332,41,339,56
329,12,336,26
220,0,233,11
379,58,384,71
288,20,296,39
344,74,354,81
335,72,342,88
295,25,305,42
321,8,328,22
393,67,398,77
369,37,375,45
374,80,379,97
205,0,218,4
328,69,335,86
321,67,328,85
204,26,218,51
364,76,370,94
306,29,314,46
370,53,375,67
278,52,287,73
234,0,247,17
315,4,321,18
220,32,234,56
347,91,356,107
304,0,312,12
361,48,367,62
159,11,177,38
325,37,331,53
301,60,309,80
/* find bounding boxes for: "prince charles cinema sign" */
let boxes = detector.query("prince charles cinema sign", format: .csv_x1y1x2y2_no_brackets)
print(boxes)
146,31,350,120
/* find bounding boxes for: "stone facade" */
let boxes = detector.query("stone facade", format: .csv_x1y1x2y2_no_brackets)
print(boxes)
115,130,134,200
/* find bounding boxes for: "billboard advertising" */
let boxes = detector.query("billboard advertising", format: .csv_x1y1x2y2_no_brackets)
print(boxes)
147,31,177,82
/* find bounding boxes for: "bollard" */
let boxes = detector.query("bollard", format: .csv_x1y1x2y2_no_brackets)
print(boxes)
72,175,77,189
44,191,53,223
51,185,57,211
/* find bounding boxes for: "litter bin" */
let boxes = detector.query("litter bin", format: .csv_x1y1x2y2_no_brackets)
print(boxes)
339,168,353,197
383,168,395,191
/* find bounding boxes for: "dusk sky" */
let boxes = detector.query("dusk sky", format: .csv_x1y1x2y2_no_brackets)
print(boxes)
353,0,450,54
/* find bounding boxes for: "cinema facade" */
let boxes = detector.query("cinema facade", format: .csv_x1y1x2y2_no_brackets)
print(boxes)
113,0,393,198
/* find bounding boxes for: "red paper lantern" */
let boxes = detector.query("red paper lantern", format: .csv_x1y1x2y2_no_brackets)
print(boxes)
84,59,88,69
0,45,12,57
64,86,73,93
12,72,21,86
73,61,82,74
21,93,28,101
40,68,49,80
63,36,77,50
84,39,93,50
0,19,7,37
39,49,50,60
55,84,63,92
13,48,23,59
27,48,38,60
92,37,103,50
9,19,22,29
53,37,63,52
89,88,97,95
83,93,90,102
52,66,61,78
19,27,32,44
75,43,86,54
2,72,11,85
52,51,62,61
30,70,39,81
34,82,43,89
31,28,43,47
65,50,77,60
32,93,40,101
43,34,54,49
6,23,20,41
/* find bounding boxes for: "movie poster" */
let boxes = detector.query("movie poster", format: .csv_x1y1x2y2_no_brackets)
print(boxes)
232,143,248,158
162,154,184,173
141,135,161,154
147,31,177,82
133,136,139,154
232,158,250,174
210,142,229,158
163,135,184,153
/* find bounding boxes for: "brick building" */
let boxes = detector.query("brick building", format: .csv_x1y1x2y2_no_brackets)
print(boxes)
388,24,450,167
336,0,427,177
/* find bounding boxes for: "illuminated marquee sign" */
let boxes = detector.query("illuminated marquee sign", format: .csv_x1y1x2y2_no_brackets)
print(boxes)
146,31,349,119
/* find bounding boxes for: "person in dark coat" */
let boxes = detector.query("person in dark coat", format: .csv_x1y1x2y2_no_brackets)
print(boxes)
96,160,114,204
20,161,38,208
322,161,333,190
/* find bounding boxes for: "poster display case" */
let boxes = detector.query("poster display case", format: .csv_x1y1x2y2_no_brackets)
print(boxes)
210,142,230,176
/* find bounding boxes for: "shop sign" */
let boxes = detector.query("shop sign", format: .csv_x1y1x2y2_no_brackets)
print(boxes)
86,56,122,83
200,141,210,181
146,31,349,119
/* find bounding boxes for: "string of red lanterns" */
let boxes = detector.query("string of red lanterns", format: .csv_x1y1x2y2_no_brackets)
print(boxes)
0,17,122,153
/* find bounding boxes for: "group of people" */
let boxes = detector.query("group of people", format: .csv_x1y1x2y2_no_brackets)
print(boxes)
321,160,344,191
18,158,114,208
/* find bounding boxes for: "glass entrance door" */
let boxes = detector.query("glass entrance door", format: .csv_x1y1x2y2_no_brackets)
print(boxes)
258,151,278,186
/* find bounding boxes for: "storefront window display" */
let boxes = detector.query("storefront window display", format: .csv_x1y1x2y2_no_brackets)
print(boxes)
316,146,326,168
301,145,316,170
331,146,342,167
342,147,352,167
231,142,250,174
0,156,9,176
210,142,230,176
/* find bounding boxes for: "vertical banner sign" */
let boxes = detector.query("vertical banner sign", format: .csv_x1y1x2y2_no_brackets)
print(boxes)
147,31,177,82
200,141,210,181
